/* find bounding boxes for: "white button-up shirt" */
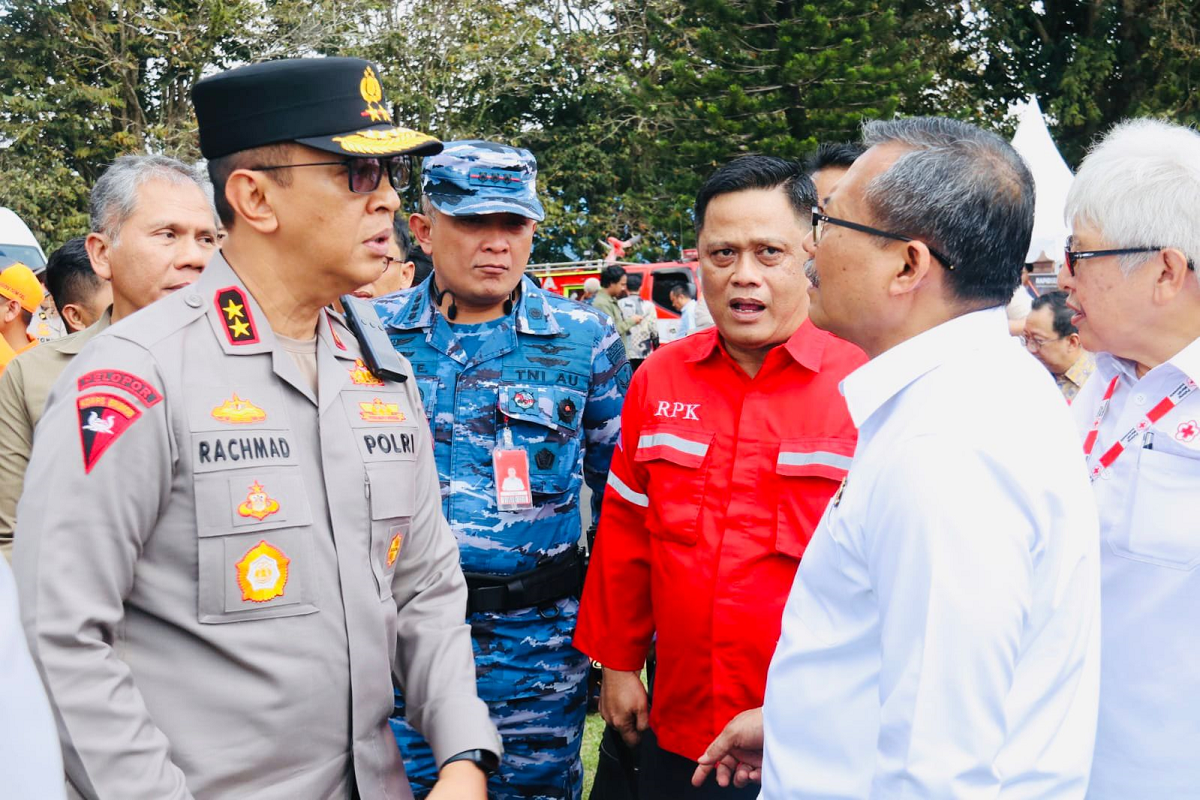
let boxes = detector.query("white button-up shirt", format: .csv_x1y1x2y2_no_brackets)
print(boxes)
761,308,1100,799
1070,335,1200,799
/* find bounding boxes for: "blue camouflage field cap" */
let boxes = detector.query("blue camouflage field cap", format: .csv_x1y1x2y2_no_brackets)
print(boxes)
421,139,545,221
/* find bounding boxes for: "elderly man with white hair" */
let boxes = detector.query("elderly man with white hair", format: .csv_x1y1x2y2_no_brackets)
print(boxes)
1058,118,1200,799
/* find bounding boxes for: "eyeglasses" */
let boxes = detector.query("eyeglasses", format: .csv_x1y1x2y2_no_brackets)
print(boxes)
1063,245,1197,277
1020,334,1064,352
811,208,954,270
250,156,410,194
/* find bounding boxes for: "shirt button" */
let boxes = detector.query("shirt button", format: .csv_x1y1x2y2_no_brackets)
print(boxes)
185,293,203,308
1134,393,1147,406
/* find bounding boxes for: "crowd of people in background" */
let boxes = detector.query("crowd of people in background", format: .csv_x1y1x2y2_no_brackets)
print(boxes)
0,54,1197,800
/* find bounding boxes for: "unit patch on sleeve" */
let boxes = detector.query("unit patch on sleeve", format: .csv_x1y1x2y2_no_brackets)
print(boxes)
211,393,267,425
215,286,260,345
77,393,142,474
237,480,281,521
77,370,163,407
387,530,404,567
349,358,386,386
359,398,406,423
235,540,290,602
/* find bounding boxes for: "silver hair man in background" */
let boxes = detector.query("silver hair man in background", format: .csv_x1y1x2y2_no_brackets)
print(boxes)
1058,118,1200,800
0,154,218,559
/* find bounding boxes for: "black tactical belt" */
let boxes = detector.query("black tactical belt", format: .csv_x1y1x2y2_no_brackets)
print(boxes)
464,546,587,614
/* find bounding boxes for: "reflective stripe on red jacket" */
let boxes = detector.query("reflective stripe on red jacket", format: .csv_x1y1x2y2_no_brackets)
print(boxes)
575,319,865,761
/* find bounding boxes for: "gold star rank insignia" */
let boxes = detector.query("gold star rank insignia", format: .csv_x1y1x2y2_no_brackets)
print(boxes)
214,286,259,345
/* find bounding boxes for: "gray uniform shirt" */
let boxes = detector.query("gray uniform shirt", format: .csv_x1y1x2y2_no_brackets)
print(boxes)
13,254,498,799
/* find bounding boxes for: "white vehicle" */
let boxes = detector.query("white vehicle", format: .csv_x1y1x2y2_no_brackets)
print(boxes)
0,207,47,272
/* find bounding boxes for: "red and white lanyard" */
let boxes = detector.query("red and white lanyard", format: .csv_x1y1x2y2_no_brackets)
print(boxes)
1083,374,1198,481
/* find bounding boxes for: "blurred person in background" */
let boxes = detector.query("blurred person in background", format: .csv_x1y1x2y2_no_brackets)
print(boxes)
582,277,601,304
0,155,217,560
44,237,112,334
805,141,865,205
334,213,416,311
1023,290,1095,401
618,271,657,370
0,263,42,373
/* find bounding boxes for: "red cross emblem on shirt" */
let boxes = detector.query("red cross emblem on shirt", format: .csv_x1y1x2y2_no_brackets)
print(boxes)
1176,420,1199,442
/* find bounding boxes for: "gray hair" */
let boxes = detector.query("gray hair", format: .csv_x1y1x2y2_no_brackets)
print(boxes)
1065,118,1200,275
860,117,1035,305
89,155,214,240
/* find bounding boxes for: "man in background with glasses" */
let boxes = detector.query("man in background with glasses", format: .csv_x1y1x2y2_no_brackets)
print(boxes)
1022,290,1095,401
1058,118,1200,800
13,57,497,799
698,117,1101,797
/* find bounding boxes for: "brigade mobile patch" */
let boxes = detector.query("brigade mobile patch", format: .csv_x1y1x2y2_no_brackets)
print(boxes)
235,540,290,603
237,480,281,521
211,393,267,425
215,286,259,345
349,358,386,386
77,370,163,408
387,531,403,567
558,398,578,424
77,393,141,474
359,398,406,423
513,390,535,410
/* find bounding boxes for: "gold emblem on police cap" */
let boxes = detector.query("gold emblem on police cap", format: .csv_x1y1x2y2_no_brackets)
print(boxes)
359,66,389,123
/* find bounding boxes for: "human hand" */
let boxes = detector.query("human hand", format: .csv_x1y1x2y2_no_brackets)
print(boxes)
598,667,649,749
631,314,644,324
428,759,488,800
691,707,763,789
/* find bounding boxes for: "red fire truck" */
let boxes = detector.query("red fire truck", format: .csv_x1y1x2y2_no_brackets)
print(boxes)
527,249,701,342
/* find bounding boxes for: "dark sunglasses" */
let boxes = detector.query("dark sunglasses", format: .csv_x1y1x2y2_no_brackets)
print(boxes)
250,156,410,194
1062,245,1195,277
811,208,954,269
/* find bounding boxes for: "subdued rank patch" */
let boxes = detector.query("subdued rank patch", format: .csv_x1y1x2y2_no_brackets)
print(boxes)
211,393,267,425
359,397,406,423
349,358,385,386
237,480,281,521
235,540,290,603
535,448,556,470
76,393,142,474
558,397,578,424
215,286,259,345
513,390,535,410
604,338,628,370
387,531,403,567
615,363,633,392
77,369,163,407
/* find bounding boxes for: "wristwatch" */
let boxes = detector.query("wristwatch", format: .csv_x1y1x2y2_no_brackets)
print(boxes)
442,748,501,777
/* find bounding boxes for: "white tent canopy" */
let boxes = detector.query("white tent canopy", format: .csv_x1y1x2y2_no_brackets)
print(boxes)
1010,96,1074,264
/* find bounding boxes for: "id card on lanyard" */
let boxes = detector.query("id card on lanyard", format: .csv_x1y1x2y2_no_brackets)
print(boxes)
1083,374,1198,481
494,427,534,510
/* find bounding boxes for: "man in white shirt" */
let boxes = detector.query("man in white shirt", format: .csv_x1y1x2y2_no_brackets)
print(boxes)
1057,118,1200,799
696,117,1101,798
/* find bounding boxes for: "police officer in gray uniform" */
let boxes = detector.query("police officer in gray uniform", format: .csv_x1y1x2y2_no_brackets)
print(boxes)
13,57,499,800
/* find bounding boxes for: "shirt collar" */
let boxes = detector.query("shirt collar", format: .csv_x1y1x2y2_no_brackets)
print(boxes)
1063,350,1096,388
841,306,1008,428
1092,333,1200,386
55,308,113,355
376,274,559,336
684,317,830,373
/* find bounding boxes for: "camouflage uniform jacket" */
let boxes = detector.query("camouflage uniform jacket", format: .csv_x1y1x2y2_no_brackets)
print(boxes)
376,276,626,702
375,275,627,577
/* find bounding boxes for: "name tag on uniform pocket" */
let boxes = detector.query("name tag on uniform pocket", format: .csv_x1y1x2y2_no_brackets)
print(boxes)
493,448,534,510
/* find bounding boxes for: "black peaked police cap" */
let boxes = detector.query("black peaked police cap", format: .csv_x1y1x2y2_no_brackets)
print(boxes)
192,57,443,160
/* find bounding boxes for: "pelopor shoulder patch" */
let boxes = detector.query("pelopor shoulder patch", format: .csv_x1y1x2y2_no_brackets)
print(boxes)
77,369,163,407
215,286,260,345
77,393,142,473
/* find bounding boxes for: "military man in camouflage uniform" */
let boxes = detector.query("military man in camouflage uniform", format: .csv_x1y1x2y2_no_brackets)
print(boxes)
377,140,628,800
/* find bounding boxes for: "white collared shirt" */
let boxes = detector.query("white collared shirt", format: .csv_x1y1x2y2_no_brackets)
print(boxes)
761,307,1100,799
1070,335,1200,799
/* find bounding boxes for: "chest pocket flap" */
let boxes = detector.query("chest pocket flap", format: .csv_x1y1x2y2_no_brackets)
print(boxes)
499,386,584,433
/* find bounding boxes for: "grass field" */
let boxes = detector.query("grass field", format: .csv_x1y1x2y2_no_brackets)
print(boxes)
581,711,605,797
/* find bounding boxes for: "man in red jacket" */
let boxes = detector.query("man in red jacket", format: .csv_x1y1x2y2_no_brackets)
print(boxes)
574,156,865,798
